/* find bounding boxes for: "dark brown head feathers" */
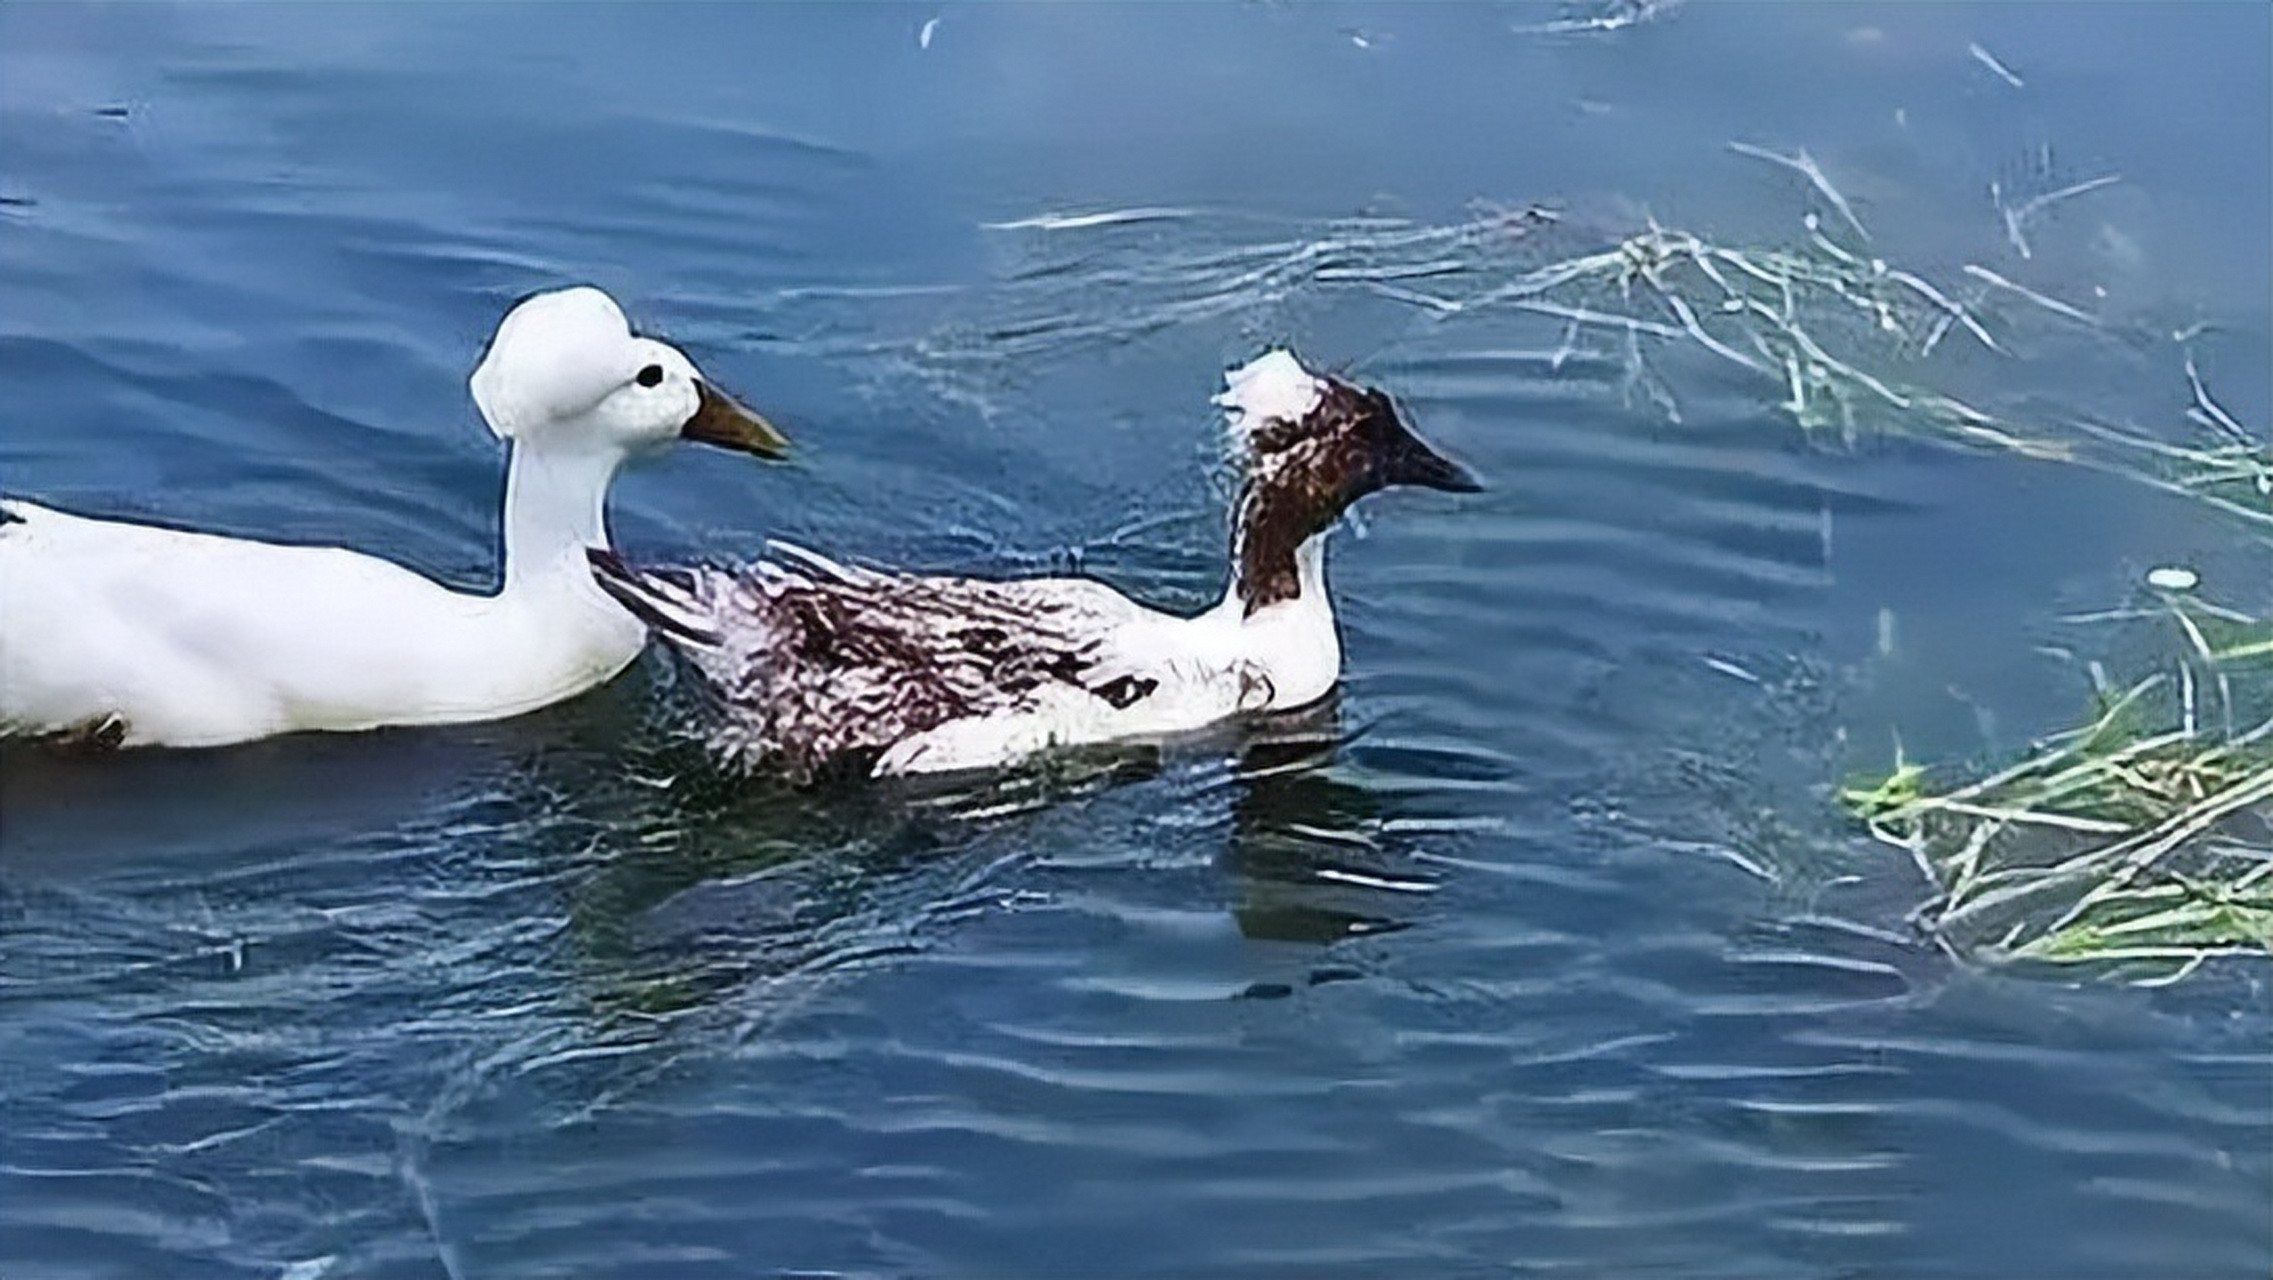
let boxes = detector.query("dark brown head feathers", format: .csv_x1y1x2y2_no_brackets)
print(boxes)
1232,374,1480,615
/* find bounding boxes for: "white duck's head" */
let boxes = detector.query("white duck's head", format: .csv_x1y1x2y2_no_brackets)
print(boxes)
1216,349,1480,615
469,286,788,460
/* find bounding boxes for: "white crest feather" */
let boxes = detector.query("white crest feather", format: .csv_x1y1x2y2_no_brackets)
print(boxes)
1214,349,1323,437
469,287,639,441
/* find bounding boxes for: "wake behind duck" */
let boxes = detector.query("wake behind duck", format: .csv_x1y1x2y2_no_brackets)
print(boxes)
590,351,1480,780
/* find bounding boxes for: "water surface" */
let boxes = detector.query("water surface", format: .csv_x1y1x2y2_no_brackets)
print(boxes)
3,4,2269,1277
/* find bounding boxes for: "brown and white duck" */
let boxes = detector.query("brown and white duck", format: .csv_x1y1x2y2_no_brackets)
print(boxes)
588,350,1480,780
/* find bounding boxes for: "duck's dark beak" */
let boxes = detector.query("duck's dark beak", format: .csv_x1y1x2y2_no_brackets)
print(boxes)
1358,384,1482,494
681,380,790,460
1384,432,1484,493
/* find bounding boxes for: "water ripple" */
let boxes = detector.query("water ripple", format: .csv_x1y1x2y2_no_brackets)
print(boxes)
8,6,2272,1274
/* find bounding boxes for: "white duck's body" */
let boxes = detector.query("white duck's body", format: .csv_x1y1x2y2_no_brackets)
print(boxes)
0,288,786,749
591,350,1477,780
0,470,641,748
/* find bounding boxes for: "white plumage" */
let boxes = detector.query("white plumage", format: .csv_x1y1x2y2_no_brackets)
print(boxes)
0,287,788,749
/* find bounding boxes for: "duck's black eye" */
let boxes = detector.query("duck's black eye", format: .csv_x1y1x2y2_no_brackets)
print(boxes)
635,364,664,388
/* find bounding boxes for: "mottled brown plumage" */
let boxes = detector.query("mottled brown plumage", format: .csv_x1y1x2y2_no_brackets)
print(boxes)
590,349,1479,781
592,547,1143,781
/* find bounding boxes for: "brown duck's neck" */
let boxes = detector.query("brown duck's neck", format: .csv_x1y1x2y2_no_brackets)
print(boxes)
1229,467,1348,616
1228,519,1332,619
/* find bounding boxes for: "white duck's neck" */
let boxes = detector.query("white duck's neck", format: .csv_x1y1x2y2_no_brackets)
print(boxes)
386,434,648,722
500,439,627,594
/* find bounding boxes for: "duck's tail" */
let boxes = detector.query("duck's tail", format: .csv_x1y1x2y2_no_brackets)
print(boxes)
584,547,725,649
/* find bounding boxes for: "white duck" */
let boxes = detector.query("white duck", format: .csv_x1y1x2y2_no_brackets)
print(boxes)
0,286,787,749
588,350,1479,780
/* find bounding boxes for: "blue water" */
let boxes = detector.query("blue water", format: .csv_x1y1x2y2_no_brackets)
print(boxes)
3,4,2269,1277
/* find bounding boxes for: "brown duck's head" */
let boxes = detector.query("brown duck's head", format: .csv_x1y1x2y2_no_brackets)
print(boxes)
1217,350,1481,616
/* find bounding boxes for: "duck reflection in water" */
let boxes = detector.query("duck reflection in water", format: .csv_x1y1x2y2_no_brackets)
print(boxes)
548,686,1445,1030
1218,693,1441,948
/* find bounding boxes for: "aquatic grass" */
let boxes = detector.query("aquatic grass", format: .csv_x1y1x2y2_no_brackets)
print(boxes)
1844,601,2273,981
1340,199,2273,983
1390,215,2273,529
